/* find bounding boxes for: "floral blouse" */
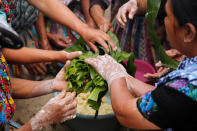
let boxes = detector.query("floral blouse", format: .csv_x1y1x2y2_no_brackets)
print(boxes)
0,0,14,23
0,52,15,124
137,56,197,130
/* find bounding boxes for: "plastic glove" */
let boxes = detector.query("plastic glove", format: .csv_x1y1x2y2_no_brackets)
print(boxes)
116,0,138,27
30,90,77,131
85,54,127,86
86,54,137,96
51,61,71,92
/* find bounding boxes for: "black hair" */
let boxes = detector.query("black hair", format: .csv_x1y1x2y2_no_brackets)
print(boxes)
171,0,197,29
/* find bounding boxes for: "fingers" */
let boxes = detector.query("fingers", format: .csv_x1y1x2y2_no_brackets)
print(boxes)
96,38,109,52
38,63,47,73
120,8,127,24
116,13,126,27
85,58,97,68
67,51,82,60
62,98,77,112
104,34,117,51
58,60,71,76
61,92,76,105
56,89,67,99
87,42,98,53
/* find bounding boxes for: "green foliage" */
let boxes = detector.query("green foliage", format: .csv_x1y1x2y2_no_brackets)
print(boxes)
146,0,179,69
64,31,136,111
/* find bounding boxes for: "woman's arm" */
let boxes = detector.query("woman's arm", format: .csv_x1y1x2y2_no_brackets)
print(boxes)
2,47,81,64
11,78,55,98
15,89,77,131
35,12,53,50
126,76,156,97
85,55,159,130
110,78,160,130
27,0,116,52
11,61,71,98
81,0,96,28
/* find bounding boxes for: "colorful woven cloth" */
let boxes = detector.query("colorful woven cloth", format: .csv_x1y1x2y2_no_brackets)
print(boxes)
137,56,197,129
0,52,15,125
0,0,14,23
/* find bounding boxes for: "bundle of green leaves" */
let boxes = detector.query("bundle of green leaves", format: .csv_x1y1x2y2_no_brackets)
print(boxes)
64,32,136,111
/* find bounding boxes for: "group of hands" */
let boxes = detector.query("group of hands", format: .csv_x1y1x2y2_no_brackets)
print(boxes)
30,1,185,130
26,0,138,76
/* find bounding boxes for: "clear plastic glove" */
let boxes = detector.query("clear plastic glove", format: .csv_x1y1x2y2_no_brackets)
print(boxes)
86,54,136,95
85,54,127,86
116,0,138,27
30,90,77,131
51,61,71,92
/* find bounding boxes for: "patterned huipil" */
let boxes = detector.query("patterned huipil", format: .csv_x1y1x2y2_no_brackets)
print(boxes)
137,56,197,129
0,52,15,125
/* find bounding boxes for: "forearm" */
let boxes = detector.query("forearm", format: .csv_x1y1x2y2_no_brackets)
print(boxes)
15,121,32,131
35,12,48,41
126,76,156,97
90,5,105,26
136,0,147,15
110,78,135,117
11,78,54,99
81,0,92,21
35,12,52,50
2,47,63,64
27,0,88,36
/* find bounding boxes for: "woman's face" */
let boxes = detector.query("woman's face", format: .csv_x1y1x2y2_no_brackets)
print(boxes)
164,0,185,53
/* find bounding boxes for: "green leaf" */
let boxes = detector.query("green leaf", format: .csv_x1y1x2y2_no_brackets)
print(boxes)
88,87,106,102
126,53,137,76
146,0,179,69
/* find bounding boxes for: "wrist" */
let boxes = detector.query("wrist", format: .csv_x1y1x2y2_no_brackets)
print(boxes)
30,111,45,131
136,0,147,14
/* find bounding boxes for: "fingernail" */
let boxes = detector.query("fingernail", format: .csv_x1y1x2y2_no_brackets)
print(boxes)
113,46,117,51
85,59,90,63
78,51,82,55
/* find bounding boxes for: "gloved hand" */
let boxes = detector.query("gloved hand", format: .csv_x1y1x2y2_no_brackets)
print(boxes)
86,54,137,96
85,54,127,86
30,90,77,131
116,0,138,27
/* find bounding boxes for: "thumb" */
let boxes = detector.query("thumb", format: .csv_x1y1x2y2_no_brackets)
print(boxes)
67,51,82,60
56,61,71,80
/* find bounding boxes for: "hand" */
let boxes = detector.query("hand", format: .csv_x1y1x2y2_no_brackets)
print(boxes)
30,90,77,131
51,61,71,91
144,49,185,80
57,51,82,64
85,54,127,86
25,63,48,76
47,33,72,48
116,0,138,27
97,18,113,33
80,26,117,52
40,38,53,50
86,18,97,28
